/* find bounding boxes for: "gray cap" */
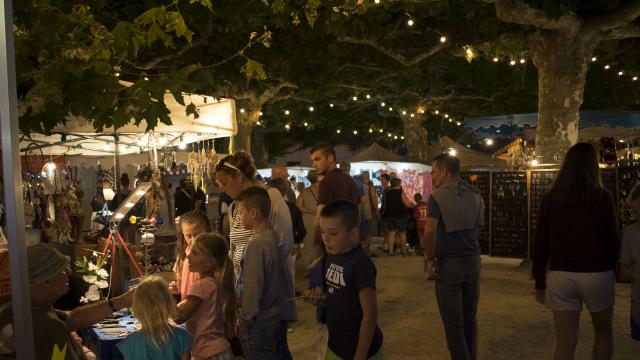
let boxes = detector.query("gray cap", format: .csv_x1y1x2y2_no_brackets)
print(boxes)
28,243,70,285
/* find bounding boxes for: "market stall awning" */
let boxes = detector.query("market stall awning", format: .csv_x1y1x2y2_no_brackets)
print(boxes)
464,111,640,140
428,136,507,169
351,143,405,162
20,85,237,156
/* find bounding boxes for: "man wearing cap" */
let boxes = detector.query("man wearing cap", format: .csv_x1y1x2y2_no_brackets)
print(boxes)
0,243,133,359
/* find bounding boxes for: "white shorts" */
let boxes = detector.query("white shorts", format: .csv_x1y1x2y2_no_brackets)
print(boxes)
546,270,615,312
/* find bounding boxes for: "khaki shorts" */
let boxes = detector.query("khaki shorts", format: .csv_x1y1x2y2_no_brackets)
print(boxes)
546,270,615,312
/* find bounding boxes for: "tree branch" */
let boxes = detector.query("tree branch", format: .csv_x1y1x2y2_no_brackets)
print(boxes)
601,23,640,40
258,81,298,105
338,36,446,66
584,0,640,32
480,0,580,30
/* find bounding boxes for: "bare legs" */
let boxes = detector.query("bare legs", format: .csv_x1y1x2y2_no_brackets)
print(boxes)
552,307,613,360
384,230,408,255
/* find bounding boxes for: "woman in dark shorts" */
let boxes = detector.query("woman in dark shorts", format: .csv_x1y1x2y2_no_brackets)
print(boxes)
382,177,413,255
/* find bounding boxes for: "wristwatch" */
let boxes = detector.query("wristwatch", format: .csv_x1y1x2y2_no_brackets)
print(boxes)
107,298,118,312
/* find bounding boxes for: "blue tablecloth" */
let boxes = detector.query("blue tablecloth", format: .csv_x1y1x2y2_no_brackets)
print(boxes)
91,315,137,360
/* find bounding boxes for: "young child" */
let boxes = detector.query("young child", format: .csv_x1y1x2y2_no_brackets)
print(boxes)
170,210,212,301
118,276,192,360
174,233,236,359
236,186,288,359
306,199,383,360
620,182,640,341
413,193,429,253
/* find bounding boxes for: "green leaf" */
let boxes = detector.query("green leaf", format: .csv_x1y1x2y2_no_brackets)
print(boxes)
135,7,168,27
166,12,193,45
272,0,286,14
305,0,321,28
240,59,267,82
189,0,213,11
186,102,199,119
171,89,185,106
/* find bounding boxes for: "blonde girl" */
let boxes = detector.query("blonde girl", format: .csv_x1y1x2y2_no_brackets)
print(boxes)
175,233,236,360
118,276,192,360
170,210,212,301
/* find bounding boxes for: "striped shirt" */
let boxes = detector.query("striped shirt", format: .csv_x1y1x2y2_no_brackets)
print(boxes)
230,201,252,283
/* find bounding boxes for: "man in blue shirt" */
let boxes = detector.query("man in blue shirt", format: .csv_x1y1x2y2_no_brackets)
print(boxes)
422,153,484,360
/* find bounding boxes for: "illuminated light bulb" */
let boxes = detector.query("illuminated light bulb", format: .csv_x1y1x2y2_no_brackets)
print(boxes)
240,108,245,113
402,110,407,115
366,94,371,99
394,135,398,139
304,122,308,127
440,36,447,43
486,139,494,146
259,111,263,116
604,64,610,70
380,102,386,107
379,129,384,133
435,110,439,114
309,106,314,112
285,110,290,115
444,114,449,118
256,121,262,126
520,58,526,64
136,190,146,196
531,159,539,166
449,119,453,123
178,142,186,150
375,0,380,3
591,57,597,62
407,19,414,26
633,76,638,81
618,71,624,76
115,72,120,77
144,77,149,81
369,129,373,133
448,148,457,156
401,136,405,140
466,48,473,56
352,96,358,101
125,202,135,208
337,129,341,134
388,107,393,111
353,130,358,135
619,139,625,143
493,57,499,62
410,113,415,118
329,103,334,108
46,161,57,174
509,60,516,66
387,133,392,137
285,124,290,130
456,121,461,126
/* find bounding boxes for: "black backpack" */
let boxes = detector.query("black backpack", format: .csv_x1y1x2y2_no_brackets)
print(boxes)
286,201,307,244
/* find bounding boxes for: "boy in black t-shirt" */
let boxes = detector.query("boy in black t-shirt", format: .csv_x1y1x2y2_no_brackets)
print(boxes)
305,200,383,360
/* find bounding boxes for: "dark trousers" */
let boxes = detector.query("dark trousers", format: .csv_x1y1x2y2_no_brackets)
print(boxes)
243,321,292,360
435,255,481,360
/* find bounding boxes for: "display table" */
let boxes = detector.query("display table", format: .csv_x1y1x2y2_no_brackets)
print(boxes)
91,315,137,360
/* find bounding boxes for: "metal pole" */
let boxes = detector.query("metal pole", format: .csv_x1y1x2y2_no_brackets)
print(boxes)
114,137,120,192
0,0,36,358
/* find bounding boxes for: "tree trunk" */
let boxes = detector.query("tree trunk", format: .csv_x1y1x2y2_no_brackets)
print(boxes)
252,125,269,168
530,30,597,163
232,108,260,155
401,115,430,162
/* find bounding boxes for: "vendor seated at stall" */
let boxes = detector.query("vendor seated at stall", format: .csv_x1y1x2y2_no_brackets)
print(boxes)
0,243,133,359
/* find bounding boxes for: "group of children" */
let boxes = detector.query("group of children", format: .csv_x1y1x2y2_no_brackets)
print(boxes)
117,185,383,359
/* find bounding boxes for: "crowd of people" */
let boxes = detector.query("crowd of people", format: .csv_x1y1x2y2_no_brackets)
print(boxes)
0,142,639,360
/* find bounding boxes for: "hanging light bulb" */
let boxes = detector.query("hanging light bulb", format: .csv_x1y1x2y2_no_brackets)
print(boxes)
388,107,393,111
520,58,526,64
329,103,334,108
444,114,449,118
401,136,405,140
259,111,263,116
434,110,439,114
591,56,597,62
115,72,120,77
374,0,380,4
144,77,149,81
379,129,384,133
486,138,494,146
285,124,290,130
256,121,262,126
393,135,398,139
509,60,516,66
353,130,358,135
284,109,290,115
337,129,341,134
387,133,392,137
493,57,499,62
46,159,57,175
352,96,358,101
380,102,386,107
618,71,624,76
304,122,309,127
531,159,539,166
440,36,447,43
369,128,373,133
402,110,407,115
407,19,414,26
366,94,371,99
410,113,415,118
448,148,457,156
309,106,314,112
240,108,245,113
633,76,638,81
604,64,610,70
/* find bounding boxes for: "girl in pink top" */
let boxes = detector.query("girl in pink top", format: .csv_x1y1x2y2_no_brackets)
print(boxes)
170,211,211,301
175,232,237,360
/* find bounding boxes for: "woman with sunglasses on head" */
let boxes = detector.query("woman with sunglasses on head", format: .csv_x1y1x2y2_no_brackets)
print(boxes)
533,143,620,360
213,151,297,359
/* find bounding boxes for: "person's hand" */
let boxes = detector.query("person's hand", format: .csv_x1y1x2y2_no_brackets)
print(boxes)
303,287,325,305
425,259,438,280
71,331,83,346
534,289,545,305
168,281,179,295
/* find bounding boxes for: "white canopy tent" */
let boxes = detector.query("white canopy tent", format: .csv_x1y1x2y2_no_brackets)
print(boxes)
257,166,314,180
20,84,237,156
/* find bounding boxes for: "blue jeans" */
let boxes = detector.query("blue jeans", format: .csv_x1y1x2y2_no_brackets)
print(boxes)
243,321,292,360
435,255,481,360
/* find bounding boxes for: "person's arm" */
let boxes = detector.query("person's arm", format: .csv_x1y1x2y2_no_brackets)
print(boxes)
267,189,293,257
368,185,379,219
239,242,265,339
401,192,413,208
174,295,204,324
354,287,377,360
618,228,635,281
65,290,133,330
296,191,313,215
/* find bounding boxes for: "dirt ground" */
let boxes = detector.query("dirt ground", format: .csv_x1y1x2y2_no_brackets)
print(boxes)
288,247,640,359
